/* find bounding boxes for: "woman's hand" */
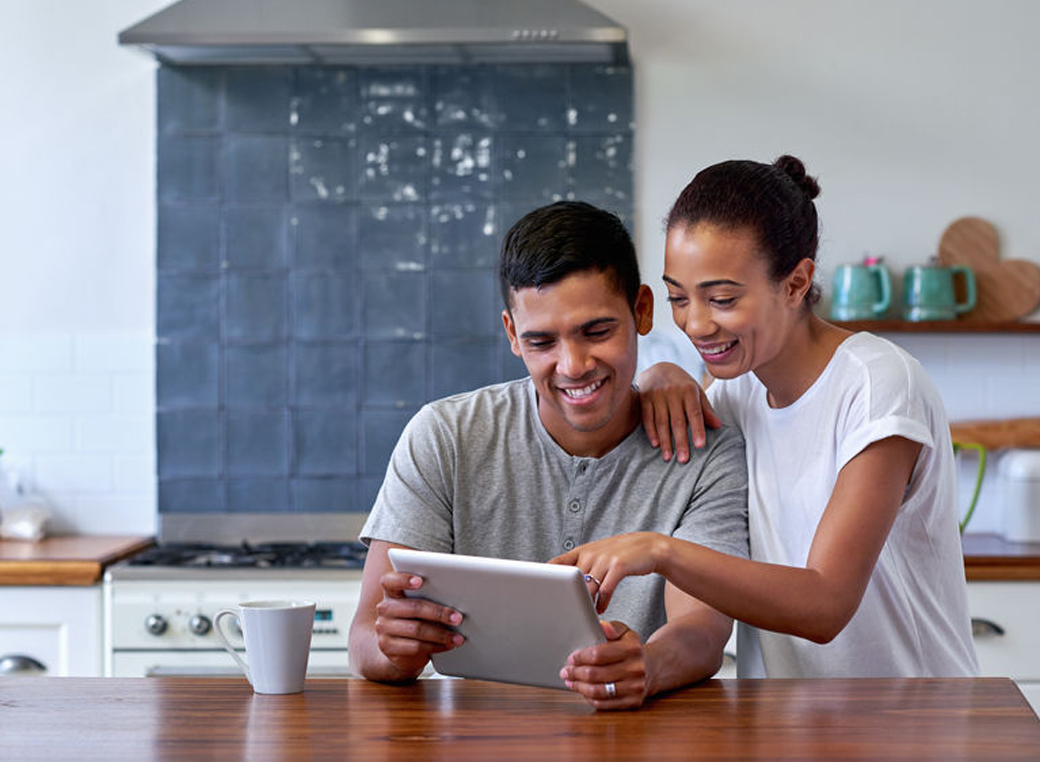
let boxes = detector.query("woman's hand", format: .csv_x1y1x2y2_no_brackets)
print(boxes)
636,362,721,463
551,532,672,613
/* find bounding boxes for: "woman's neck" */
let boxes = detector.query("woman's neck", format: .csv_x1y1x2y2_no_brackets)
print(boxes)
755,313,853,408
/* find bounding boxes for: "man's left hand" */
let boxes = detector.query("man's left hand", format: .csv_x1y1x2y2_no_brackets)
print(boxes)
559,620,649,710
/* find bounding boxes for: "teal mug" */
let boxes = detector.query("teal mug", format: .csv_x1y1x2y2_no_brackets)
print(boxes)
902,265,976,321
831,263,892,320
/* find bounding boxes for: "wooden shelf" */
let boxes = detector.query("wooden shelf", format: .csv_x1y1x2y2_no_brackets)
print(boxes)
831,319,1040,334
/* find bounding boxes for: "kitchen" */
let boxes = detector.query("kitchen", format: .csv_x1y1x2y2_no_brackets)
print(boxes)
2,0,1040,754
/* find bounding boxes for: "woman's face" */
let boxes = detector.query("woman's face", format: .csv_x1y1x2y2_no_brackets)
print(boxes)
663,222,803,380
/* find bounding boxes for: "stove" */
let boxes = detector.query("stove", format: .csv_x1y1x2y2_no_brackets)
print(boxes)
103,541,368,679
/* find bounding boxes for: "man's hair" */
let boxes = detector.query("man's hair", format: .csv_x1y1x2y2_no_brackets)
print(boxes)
499,201,641,311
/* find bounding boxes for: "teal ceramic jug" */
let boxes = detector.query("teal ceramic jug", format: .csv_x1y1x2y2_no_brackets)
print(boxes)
902,263,976,321
830,258,892,320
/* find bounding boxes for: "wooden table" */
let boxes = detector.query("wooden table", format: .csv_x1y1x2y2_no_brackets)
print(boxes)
1,677,1037,760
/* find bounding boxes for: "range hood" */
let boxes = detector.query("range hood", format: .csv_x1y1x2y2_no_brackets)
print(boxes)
119,0,628,66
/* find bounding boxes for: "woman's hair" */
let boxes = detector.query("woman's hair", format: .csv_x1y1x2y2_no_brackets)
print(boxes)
666,155,822,307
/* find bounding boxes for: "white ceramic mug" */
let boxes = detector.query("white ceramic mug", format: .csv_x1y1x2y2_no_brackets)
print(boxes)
213,600,316,694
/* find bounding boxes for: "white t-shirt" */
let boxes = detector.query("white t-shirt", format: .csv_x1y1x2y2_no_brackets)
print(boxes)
708,332,979,677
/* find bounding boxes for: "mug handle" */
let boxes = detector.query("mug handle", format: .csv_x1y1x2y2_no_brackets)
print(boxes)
951,266,977,314
214,609,251,682
952,441,986,534
870,265,892,315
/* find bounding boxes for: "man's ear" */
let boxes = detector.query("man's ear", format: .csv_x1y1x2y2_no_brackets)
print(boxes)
786,258,816,306
502,308,522,357
634,284,654,336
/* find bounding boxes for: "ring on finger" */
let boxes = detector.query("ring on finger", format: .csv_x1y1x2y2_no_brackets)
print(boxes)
605,681,616,698
584,573,602,588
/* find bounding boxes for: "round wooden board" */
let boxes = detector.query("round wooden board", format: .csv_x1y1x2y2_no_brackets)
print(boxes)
937,216,1040,323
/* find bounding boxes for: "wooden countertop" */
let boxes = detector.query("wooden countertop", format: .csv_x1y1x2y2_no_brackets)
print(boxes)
0,677,1036,760
0,535,153,586
963,532,1040,581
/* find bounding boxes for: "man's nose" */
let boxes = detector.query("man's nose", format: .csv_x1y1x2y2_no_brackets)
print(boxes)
557,341,595,378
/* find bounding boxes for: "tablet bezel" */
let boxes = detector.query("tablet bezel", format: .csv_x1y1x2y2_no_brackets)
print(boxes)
387,548,606,690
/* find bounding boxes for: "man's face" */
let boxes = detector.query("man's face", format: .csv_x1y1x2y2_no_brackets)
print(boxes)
502,270,653,457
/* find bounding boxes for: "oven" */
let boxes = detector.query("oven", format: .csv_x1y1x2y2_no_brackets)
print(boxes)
103,543,365,678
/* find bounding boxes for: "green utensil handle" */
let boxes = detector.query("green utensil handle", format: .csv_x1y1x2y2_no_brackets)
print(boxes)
952,441,986,534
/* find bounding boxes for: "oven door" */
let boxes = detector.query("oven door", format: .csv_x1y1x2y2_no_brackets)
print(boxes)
112,650,356,678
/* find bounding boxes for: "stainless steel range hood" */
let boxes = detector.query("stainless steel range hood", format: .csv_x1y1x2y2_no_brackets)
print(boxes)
119,0,628,66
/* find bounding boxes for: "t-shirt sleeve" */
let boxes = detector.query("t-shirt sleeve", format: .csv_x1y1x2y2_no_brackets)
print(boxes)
836,349,936,472
358,404,456,552
672,424,750,559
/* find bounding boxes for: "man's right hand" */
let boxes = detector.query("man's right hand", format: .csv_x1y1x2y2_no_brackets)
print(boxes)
349,540,466,683
372,568,466,675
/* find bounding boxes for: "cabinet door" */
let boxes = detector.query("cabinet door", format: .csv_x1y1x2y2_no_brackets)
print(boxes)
0,587,102,677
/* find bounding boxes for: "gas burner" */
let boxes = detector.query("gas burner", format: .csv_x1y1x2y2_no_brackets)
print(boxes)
126,542,368,570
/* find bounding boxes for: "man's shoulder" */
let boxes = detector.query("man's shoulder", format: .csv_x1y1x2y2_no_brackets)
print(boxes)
424,377,531,417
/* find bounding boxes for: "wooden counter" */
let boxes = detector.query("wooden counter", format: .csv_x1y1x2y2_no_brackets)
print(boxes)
0,535,153,585
0,677,1036,760
963,532,1040,581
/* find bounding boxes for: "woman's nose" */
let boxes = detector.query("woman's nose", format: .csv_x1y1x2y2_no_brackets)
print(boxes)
682,304,716,339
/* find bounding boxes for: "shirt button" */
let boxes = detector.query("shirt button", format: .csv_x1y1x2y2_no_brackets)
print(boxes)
578,463,587,474
563,539,575,551
569,499,581,513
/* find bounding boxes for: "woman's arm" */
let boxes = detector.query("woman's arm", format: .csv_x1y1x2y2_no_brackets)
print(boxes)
555,435,922,643
636,362,722,463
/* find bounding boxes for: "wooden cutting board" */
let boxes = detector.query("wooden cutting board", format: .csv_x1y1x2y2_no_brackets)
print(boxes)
937,216,1040,323
950,417,1040,450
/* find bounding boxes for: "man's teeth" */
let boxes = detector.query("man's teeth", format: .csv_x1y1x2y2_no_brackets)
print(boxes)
563,379,604,398
701,341,736,356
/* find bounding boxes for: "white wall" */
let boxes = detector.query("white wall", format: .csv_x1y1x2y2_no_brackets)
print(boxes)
1,0,1036,534
0,0,165,534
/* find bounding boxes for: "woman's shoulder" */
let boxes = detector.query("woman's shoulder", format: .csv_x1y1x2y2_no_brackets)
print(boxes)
836,332,927,384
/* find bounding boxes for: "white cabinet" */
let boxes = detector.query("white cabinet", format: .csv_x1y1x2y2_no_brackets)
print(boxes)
0,586,102,676
966,581,1040,715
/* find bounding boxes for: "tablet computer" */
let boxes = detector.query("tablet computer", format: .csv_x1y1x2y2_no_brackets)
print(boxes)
387,548,606,690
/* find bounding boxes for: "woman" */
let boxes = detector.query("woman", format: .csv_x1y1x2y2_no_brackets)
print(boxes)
554,156,978,679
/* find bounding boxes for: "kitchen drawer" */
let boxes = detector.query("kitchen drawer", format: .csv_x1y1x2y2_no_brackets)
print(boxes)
966,582,1040,681
0,586,102,676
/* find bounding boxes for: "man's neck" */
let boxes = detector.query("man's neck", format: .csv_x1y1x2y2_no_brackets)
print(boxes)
537,386,641,459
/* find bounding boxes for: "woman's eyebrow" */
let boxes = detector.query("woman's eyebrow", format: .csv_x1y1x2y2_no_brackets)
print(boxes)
663,274,742,290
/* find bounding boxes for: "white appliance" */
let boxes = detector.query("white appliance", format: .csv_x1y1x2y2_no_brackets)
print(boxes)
1000,449,1040,542
103,544,364,678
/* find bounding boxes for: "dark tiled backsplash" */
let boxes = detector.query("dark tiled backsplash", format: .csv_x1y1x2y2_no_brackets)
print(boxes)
156,63,634,515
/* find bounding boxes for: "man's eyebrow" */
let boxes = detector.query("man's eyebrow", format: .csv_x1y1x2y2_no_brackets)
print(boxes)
518,317,618,340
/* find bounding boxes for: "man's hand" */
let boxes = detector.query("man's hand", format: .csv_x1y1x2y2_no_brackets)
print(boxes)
560,621,650,710
637,362,720,462
372,569,466,676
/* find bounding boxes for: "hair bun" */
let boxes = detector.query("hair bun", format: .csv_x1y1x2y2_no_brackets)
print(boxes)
774,154,820,200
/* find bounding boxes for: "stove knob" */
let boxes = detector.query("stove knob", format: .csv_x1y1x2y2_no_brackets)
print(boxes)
145,614,168,636
189,615,212,636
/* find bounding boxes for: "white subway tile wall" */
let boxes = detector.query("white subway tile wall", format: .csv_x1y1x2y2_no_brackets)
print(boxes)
0,332,155,536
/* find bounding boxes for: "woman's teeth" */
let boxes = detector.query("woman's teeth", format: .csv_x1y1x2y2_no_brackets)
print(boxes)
700,341,736,356
563,379,604,398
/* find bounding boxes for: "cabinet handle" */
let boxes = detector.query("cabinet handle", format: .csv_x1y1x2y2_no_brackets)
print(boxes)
970,617,1006,638
0,654,48,675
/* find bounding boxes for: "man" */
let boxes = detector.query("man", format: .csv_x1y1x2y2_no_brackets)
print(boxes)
348,201,748,710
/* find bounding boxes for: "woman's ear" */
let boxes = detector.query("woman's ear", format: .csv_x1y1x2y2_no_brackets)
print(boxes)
786,258,816,306
634,284,654,335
